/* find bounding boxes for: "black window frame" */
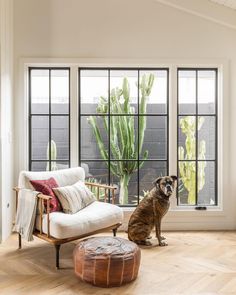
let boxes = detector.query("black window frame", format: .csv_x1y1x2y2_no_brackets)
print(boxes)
78,67,169,207
177,68,218,207
28,67,71,171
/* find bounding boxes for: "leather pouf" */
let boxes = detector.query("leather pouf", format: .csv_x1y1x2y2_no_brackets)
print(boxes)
73,236,141,287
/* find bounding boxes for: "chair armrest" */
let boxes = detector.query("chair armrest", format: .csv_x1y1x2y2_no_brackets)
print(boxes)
85,182,117,204
13,187,20,193
37,193,52,201
37,194,51,238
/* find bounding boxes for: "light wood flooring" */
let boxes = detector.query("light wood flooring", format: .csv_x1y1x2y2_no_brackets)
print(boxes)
1,231,236,295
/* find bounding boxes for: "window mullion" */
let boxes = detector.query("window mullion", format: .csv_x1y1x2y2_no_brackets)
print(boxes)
71,65,79,167
137,70,140,204
108,69,111,203
169,65,178,209
195,70,198,206
49,69,51,171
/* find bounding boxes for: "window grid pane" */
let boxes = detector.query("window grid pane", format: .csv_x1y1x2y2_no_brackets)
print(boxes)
177,68,217,206
29,68,70,171
79,68,169,206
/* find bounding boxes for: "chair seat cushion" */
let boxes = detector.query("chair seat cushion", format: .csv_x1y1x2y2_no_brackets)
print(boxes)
36,201,123,239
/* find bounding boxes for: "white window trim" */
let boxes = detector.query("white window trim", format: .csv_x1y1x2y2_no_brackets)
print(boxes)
15,58,230,230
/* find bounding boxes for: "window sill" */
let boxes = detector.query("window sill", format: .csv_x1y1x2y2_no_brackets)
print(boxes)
121,205,225,216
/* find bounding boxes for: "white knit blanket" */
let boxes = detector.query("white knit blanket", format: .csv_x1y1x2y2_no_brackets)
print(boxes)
13,189,39,241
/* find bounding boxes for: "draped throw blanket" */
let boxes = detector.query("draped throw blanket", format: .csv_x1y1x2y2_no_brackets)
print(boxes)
13,189,39,241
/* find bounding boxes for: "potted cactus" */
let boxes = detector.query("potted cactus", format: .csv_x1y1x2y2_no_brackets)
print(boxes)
46,140,58,171
178,116,206,205
88,74,155,205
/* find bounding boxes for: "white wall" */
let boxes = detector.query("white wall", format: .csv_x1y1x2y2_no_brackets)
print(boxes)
13,0,236,230
0,0,14,241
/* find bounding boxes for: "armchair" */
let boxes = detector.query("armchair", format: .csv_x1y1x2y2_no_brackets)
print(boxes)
14,167,123,268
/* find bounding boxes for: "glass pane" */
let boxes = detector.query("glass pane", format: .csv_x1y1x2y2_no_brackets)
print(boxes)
31,161,48,171
83,161,109,202
81,116,108,160
198,161,215,205
51,70,69,114
178,70,196,114
139,161,167,204
198,116,215,160
83,161,108,182
110,161,138,205
178,161,196,205
198,71,216,114
80,70,108,114
55,162,69,170
110,115,137,160
110,70,138,114
31,116,49,160
141,116,167,160
140,70,167,114
31,69,49,114
178,116,196,160
51,116,69,160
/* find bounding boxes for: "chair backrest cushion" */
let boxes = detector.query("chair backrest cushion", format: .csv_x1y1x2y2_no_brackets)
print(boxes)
30,178,62,212
19,167,85,190
53,181,96,214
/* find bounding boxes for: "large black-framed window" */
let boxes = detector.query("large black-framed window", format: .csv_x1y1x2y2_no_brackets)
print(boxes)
29,67,70,171
79,68,169,206
177,68,218,206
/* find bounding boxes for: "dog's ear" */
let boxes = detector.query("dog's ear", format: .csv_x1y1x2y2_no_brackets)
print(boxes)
153,177,162,188
171,175,177,182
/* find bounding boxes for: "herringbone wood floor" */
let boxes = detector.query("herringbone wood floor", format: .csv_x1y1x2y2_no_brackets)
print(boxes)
1,231,236,295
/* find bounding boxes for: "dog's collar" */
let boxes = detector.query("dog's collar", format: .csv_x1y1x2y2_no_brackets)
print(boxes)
156,195,170,202
155,188,170,201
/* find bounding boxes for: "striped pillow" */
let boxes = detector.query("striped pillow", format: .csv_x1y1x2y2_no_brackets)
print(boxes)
52,181,96,214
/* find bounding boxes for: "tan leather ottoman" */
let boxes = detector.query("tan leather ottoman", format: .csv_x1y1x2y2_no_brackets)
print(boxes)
73,236,141,287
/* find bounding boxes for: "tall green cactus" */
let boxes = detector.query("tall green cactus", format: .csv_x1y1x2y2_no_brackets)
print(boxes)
88,74,155,204
46,140,57,171
178,116,206,205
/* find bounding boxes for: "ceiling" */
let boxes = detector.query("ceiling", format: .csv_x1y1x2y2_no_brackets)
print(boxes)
209,0,236,10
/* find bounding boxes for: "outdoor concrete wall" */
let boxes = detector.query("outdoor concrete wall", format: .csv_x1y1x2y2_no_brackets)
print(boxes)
32,102,214,204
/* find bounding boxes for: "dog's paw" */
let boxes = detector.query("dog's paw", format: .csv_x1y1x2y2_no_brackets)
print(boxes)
135,240,152,246
144,240,152,246
159,241,168,247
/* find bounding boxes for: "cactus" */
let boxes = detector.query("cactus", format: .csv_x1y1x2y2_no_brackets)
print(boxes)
46,140,57,171
88,74,155,205
178,116,206,205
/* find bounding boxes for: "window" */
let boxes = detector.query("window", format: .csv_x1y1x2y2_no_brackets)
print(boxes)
79,68,169,206
177,69,217,206
27,64,219,209
29,68,70,171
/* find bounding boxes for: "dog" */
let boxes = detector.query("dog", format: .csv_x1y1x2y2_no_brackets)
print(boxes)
128,175,177,246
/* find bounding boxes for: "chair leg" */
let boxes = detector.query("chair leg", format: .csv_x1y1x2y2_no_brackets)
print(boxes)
112,228,117,237
18,233,22,249
55,244,61,269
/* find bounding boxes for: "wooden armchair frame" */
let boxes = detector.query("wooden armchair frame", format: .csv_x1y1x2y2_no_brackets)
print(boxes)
13,182,121,269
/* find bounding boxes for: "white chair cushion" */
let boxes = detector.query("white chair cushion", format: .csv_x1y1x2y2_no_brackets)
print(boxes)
18,167,85,189
53,181,96,214
35,201,123,239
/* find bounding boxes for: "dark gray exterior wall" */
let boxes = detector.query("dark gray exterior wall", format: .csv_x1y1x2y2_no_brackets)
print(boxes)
31,103,215,204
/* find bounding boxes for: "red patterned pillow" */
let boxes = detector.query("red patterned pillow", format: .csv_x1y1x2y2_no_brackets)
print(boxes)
30,177,62,213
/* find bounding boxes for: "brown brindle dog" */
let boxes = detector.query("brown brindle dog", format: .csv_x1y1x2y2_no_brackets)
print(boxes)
128,176,177,246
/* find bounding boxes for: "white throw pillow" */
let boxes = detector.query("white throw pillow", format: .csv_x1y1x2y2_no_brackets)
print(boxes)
53,181,96,214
